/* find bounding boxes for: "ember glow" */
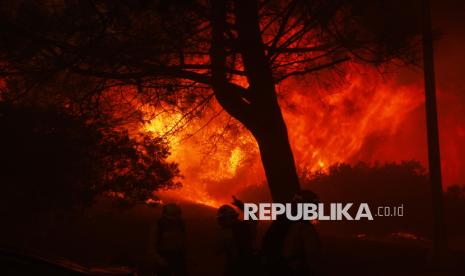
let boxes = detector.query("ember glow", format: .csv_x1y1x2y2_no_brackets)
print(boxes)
137,62,461,208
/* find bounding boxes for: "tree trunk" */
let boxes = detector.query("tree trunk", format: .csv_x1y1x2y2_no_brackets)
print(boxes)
251,102,301,203
210,0,301,202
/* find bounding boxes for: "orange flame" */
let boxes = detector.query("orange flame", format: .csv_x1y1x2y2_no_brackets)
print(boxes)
138,64,433,207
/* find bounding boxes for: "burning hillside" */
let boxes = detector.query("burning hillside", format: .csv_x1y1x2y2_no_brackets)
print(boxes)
138,64,446,207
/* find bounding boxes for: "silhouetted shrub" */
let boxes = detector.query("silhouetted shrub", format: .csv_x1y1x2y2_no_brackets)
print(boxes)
0,102,180,219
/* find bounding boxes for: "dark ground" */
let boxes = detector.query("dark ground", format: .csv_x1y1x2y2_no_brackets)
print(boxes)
1,201,464,275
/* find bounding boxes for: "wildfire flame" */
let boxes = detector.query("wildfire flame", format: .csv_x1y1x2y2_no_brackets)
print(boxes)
138,64,440,208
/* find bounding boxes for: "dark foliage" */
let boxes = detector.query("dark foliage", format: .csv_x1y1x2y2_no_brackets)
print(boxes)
0,102,180,218
302,161,465,238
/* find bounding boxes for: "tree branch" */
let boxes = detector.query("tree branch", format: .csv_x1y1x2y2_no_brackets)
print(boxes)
210,0,254,127
274,57,350,83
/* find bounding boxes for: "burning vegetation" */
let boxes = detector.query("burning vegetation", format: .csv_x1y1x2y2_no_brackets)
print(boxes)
135,63,423,207
0,0,463,208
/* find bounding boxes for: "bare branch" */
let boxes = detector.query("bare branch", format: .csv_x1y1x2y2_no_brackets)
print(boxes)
274,57,350,83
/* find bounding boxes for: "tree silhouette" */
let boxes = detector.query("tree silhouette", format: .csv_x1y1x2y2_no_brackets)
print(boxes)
0,0,421,202
0,102,180,218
